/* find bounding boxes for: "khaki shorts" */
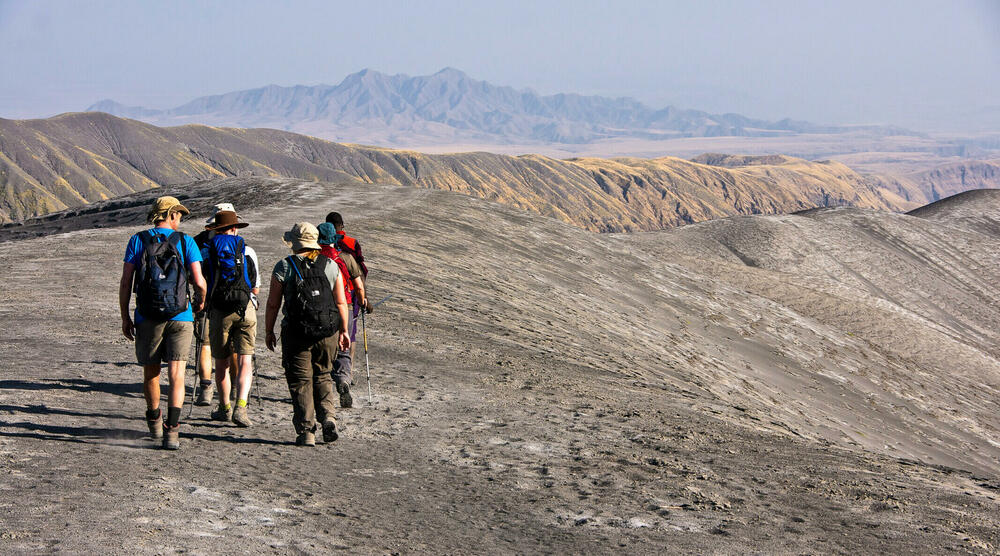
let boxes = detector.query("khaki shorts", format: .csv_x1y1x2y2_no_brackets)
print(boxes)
135,320,194,365
209,301,257,358
193,311,209,343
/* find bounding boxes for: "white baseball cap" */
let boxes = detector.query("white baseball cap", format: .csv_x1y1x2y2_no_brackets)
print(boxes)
205,202,236,225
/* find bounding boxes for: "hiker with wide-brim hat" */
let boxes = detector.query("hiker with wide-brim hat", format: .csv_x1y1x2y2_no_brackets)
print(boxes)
119,195,208,450
203,210,260,427
264,222,351,446
191,202,238,407
318,222,368,408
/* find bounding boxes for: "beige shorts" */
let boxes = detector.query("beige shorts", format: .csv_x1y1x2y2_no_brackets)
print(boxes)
209,302,257,358
135,320,194,365
194,311,209,343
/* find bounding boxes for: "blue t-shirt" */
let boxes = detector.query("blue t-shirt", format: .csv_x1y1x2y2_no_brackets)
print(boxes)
124,227,203,323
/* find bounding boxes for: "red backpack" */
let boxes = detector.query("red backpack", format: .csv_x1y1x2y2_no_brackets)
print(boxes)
320,244,353,304
336,232,367,278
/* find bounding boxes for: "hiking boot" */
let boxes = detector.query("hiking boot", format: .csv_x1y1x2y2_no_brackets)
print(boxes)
211,404,232,422
194,381,215,406
162,426,180,450
322,420,339,443
296,431,316,447
337,382,353,409
147,416,163,440
232,405,252,428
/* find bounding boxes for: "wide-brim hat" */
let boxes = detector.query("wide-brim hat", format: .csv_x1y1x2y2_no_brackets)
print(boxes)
205,202,236,226
208,210,249,231
283,222,321,251
147,196,190,223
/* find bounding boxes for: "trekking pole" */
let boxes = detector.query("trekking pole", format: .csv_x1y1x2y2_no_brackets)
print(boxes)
362,309,372,405
371,293,393,310
360,294,391,405
252,354,262,406
188,337,202,418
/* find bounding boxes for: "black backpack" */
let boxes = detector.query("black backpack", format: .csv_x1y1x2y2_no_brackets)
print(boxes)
284,255,338,341
135,230,189,321
208,235,253,319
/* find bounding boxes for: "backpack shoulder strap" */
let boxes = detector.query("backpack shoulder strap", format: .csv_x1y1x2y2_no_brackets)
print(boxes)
167,230,184,245
287,255,304,282
166,230,186,265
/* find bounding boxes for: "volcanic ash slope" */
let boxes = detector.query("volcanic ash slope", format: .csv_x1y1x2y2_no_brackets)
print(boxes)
0,179,998,553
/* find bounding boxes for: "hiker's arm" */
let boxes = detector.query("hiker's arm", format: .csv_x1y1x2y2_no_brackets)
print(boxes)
352,275,371,313
265,275,282,351
334,273,351,352
188,261,207,313
119,262,136,341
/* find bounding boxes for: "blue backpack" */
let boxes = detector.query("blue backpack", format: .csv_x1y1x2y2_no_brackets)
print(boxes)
208,235,253,318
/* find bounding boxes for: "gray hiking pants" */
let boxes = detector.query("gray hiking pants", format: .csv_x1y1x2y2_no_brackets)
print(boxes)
281,331,337,434
332,305,354,385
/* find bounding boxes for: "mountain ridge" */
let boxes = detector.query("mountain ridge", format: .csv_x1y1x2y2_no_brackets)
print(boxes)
86,68,912,146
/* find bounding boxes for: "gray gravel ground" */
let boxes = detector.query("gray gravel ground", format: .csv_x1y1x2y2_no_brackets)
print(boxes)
1,179,998,554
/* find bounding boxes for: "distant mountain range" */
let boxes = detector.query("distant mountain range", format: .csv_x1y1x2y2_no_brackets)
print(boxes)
86,68,913,147
7,112,994,227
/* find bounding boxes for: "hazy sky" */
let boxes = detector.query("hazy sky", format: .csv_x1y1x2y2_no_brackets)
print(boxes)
1,0,997,130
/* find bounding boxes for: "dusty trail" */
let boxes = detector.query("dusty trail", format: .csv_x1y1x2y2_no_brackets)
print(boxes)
1,178,998,553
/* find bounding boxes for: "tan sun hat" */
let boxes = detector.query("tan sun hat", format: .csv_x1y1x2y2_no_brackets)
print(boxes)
208,210,249,231
205,202,236,226
283,222,321,251
147,196,190,223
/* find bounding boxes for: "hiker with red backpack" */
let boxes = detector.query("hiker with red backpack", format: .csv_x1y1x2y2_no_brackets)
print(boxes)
119,196,207,450
203,210,260,427
317,222,368,408
264,222,351,446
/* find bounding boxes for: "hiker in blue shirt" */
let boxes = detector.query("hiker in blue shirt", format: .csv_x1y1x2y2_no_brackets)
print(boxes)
119,196,207,450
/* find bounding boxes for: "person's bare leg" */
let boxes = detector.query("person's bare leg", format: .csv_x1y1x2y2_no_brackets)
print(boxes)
143,363,162,410
230,354,255,427
143,363,164,439
236,354,254,402
228,353,238,403
194,343,215,405
199,344,213,382
166,360,186,410
159,359,186,449
215,357,232,407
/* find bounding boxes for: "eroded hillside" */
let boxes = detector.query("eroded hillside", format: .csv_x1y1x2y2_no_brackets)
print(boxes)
0,112,951,228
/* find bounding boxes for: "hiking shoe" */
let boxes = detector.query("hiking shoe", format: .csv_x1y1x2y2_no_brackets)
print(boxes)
322,420,339,443
194,381,215,406
296,431,316,447
232,405,252,428
147,417,163,440
162,426,180,450
211,404,232,422
337,382,353,409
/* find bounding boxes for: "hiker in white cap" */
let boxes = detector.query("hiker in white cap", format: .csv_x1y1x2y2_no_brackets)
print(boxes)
191,203,239,406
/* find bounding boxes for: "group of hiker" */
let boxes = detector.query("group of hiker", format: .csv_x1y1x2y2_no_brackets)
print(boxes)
118,196,370,449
